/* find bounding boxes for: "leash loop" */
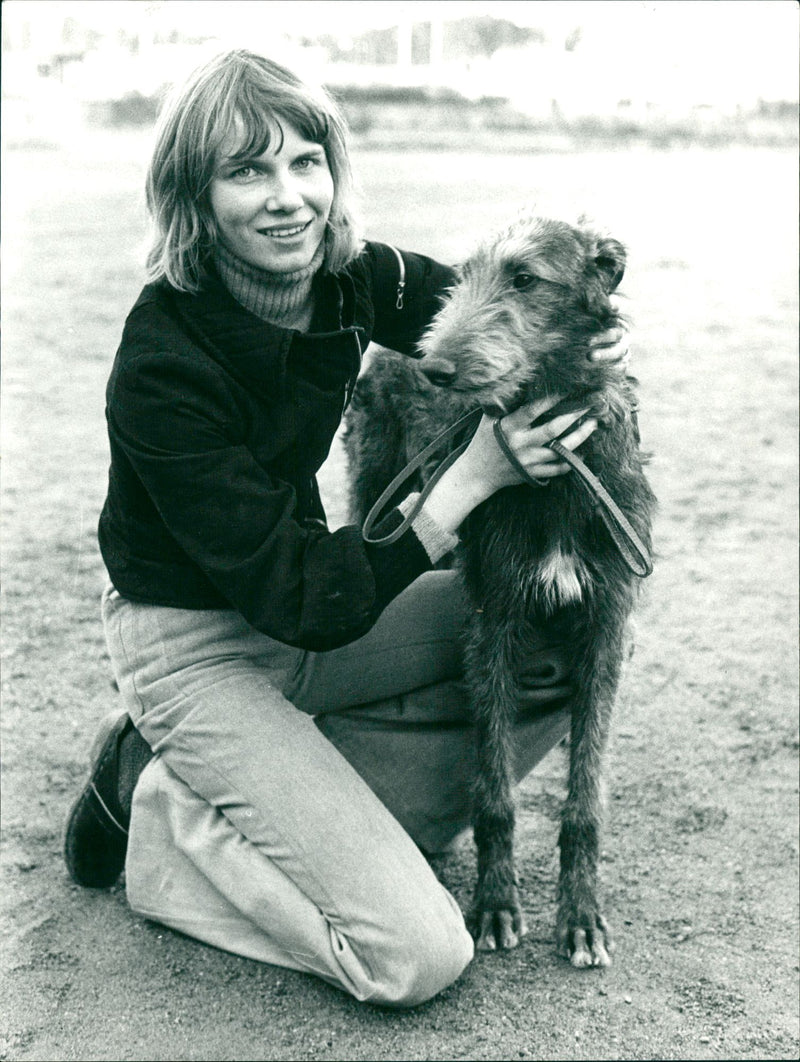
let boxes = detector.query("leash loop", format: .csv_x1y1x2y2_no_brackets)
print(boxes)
361,408,482,546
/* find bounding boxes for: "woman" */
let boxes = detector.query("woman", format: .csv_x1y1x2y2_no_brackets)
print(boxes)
64,50,629,1006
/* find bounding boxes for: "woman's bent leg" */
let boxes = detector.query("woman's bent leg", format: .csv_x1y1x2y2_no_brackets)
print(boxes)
104,589,472,1006
316,699,569,855
127,756,472,1002
289,571,572,853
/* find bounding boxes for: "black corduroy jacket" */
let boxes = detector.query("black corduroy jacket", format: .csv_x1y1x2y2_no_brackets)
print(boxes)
98,241,456,651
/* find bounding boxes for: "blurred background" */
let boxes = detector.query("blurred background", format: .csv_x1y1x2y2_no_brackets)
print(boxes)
3,0,798,151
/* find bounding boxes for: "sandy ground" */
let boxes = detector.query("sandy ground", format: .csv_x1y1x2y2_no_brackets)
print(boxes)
1,132,798,1060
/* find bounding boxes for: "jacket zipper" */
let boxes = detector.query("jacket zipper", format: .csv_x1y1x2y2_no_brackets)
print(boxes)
341,329,363,416
341,242,404,417
388,245,406,310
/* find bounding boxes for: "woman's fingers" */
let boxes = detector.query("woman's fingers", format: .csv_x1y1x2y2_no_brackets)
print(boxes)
588,315,631,365
589,298,631,364
589,325,625,349
507,392,564,426
526,418,598,479
555,416,598,452
534,407,592,444
504,402,589,442
522,457,570,479
590,341,631,366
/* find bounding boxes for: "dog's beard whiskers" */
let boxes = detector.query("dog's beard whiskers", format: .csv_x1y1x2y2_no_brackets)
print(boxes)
484,381,536,417
461,364,532,415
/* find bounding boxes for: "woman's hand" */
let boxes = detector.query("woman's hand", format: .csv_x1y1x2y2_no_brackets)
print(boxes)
469,395,598,492
422,395,597,535
588,296,631,368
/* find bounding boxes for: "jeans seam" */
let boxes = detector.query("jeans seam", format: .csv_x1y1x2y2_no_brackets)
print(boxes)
104,591,146,718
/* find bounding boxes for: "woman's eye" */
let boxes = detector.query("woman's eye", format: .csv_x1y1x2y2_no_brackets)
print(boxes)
230,166,256,180
512,273,538,291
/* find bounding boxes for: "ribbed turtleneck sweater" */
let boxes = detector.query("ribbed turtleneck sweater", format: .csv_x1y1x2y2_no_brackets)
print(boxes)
214,242,325,332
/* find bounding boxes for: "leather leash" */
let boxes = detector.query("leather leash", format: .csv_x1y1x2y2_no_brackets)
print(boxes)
362,408,482,547
362,407,653,578
547,438,652,577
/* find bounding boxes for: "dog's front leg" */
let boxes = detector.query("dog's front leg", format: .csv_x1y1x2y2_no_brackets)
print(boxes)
466,612,526,950
556,623,623,968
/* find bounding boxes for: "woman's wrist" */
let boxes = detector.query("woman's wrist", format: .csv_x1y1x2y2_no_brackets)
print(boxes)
397,493,459,563
421,456,494,535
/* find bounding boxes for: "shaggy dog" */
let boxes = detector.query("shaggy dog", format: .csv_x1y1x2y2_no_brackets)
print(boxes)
345,214,656,966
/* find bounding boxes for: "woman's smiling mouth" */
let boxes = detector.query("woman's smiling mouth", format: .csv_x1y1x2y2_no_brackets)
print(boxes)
258,221,311,239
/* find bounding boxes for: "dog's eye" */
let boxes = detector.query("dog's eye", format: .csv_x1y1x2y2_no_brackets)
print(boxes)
512,273,538,291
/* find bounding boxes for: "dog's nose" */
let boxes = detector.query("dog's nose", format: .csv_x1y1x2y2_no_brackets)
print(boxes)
420,357,456,387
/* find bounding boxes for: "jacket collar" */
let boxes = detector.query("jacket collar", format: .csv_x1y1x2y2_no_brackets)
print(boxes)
160,262,371,399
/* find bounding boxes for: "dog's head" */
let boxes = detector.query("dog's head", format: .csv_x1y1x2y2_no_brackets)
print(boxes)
416,213,627,415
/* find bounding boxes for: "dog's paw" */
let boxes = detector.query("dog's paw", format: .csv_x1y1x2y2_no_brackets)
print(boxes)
469,900,528,951
558,913,614,968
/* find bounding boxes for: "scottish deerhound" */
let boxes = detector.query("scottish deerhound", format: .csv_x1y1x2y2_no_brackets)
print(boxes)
345,213,655,966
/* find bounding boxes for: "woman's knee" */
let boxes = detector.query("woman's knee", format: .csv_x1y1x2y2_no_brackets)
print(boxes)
343,891,475,1008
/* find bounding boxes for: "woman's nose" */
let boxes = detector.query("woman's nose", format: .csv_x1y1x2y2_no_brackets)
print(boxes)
265,172,304,213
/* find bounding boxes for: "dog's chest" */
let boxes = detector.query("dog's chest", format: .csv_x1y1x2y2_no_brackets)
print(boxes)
532,545,588,610
465,488,592,614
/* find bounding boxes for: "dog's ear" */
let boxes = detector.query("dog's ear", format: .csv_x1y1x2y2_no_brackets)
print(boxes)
594,238,626,292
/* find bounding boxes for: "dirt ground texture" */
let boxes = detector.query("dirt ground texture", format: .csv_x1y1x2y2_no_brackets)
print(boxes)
1,130,798,1061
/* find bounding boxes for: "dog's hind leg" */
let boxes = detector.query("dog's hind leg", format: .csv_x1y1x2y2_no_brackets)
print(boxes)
556,605,628,968
465,607,528,950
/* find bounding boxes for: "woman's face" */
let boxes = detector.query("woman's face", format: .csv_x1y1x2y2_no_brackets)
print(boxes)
208,119,334,274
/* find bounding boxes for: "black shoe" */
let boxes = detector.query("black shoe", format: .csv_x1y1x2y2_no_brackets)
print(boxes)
64,712,135,888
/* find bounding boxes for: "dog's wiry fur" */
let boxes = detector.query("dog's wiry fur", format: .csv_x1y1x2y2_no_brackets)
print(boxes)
344,213,656,966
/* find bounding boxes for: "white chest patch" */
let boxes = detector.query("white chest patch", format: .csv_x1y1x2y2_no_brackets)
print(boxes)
535,548,587,611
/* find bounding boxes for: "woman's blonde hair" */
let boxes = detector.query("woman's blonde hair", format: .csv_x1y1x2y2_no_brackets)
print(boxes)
145,49,362,292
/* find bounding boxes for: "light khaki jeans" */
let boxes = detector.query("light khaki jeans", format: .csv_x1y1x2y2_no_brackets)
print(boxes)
102,571,570,1007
